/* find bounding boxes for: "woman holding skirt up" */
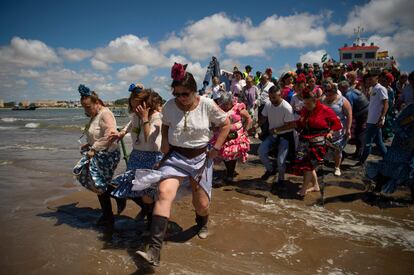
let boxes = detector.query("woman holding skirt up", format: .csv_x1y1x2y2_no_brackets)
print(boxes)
135,63,230,266
73,85,121,226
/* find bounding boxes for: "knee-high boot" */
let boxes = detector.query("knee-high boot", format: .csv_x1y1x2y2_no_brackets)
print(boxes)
136,215,168,266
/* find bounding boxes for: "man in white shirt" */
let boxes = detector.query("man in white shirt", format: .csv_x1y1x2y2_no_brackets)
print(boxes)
359,72,389,164
257,73,275,139
257,85,296,193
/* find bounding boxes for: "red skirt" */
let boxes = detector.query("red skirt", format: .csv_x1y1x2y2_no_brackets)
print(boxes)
291,138,326,175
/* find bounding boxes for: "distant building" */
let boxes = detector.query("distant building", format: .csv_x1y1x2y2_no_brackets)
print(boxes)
34,100,59,107
0,99,4,108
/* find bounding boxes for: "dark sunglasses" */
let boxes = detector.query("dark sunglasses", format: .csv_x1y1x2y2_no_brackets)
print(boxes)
173,92,191,98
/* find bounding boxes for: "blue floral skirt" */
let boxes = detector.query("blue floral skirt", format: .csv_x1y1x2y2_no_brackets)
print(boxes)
73,148,121,194
111,149,163,199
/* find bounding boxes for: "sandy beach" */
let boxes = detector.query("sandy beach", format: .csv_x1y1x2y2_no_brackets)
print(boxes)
1,108,414,274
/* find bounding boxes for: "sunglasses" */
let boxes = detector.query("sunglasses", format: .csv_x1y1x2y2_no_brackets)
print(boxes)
173,92,191,98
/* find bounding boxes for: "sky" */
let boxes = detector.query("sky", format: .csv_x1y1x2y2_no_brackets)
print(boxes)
0,0,413,102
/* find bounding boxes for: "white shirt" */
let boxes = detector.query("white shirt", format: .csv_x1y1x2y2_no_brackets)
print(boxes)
257,81,274,106
123,112,162,152
231,80,246,97
261,99,295,134
86,107,118,152
367,83,388,124
162,96,227,148
211,85,223,100
290,94,304,119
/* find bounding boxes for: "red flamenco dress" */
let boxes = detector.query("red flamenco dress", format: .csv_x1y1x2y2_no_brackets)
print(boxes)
292,100,342,175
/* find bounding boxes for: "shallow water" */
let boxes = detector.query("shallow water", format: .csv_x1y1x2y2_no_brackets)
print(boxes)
0,108,413,274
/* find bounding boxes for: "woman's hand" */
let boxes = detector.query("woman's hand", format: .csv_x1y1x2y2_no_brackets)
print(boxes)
136,102,150,121
207,147,219,159
161,140,170,154
346,128,352,139
87,149,95,159
326,131,333,140
109,131,124,142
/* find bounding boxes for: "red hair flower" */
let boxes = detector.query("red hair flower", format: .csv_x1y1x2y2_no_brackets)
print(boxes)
171,62,187,81
296,73,307,84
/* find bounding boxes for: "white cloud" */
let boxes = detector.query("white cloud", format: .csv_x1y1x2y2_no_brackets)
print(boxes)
117,64,149,81
299,50,327,65
186,62,205,84
58,48,92,62
160,13,250,60
151,75,172,100
160,12,327,60
91,58,111,71
220,58,240,71
246,13,327,47
93,34,166,67
0,36,60,67
225,41,270,57
224,13,327,58
368,30,414,59
17,69,41,78
328,0,414,35
16,79,28,86
277,63,295,76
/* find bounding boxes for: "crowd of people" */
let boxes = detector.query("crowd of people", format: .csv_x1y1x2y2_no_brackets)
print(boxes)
72,59,414,267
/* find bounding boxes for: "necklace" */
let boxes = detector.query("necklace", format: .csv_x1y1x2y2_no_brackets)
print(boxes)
177,97,198,131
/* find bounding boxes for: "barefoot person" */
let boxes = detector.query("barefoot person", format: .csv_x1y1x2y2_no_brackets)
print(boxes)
73,84,121,226
135,63,230,266
293,87,342,197
110,85,164,226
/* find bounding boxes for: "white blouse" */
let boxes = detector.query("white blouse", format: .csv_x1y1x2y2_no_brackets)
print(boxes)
122,112,162,152
162,96,227,149
86,107,118,152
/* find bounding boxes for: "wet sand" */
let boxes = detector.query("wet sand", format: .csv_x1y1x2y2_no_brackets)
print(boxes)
1,136,414,275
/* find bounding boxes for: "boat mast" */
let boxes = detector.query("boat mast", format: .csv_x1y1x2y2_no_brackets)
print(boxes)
353,26,367,46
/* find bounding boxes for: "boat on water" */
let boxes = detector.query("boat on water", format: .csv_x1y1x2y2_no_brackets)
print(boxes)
12,105,37,111
338,26,396,70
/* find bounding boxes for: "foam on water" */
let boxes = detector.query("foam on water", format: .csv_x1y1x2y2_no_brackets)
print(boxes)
25,123,40,128
1,117,18,122
241,199,414,251
0,126,19,130
270,240,302,260
0,160,13,165
0,144,59,151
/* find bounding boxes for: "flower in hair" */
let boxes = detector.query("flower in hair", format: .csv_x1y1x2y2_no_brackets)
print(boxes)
302,86,317,98
128,83,144,93
78,84,91,96
296,73,307,84
171,62,187,81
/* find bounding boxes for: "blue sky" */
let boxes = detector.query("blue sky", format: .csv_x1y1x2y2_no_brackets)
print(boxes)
0,0,413,102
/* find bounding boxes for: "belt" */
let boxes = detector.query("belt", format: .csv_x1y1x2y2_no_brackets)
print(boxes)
170,145,208,159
